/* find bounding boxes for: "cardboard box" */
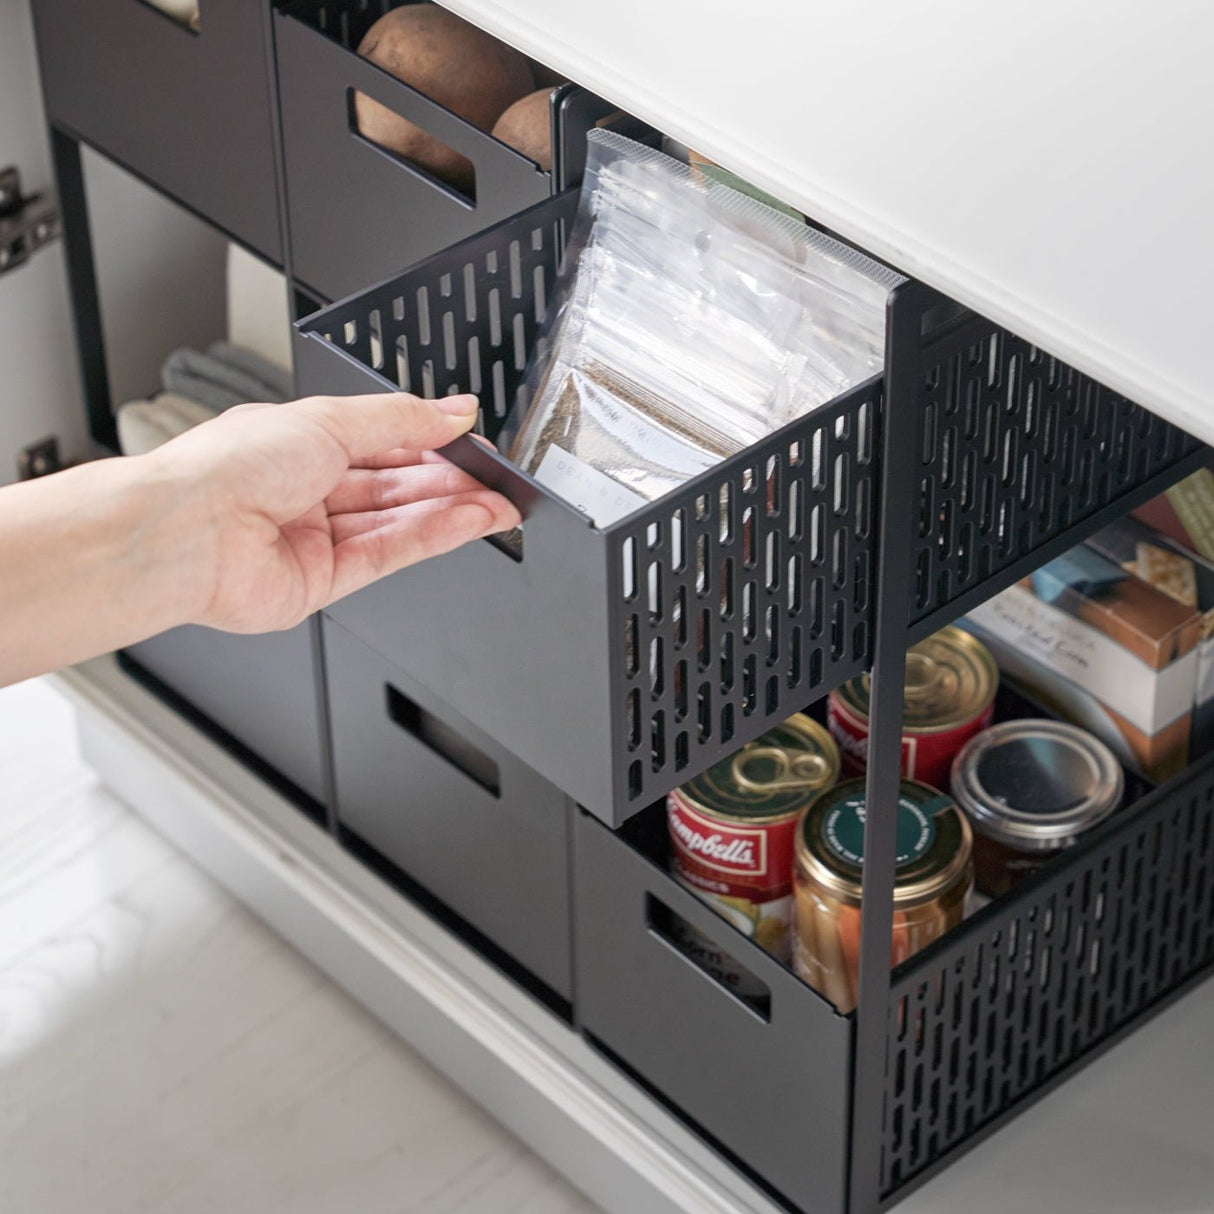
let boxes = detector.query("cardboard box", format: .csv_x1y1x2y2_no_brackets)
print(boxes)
1120,469,1214,752
967,464,1214,783
966,543,1202,782
1134,464,1214,563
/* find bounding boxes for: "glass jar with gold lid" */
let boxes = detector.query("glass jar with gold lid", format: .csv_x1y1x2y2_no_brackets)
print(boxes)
792,778,972,1013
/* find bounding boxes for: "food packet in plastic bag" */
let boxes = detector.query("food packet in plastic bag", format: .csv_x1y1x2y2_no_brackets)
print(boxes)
504,130,905,526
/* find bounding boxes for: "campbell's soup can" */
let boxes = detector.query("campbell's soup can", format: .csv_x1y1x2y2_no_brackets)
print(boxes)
828,626,998,790
667,714,839,991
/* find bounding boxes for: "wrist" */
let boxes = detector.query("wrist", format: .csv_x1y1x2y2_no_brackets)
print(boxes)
110,448,218,633
0,451,220,686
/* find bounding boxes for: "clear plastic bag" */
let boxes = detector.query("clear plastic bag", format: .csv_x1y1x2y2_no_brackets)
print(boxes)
505,130,904,526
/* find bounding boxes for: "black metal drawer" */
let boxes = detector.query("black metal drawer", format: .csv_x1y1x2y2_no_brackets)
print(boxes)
324,616,573,1010
275,0,616,302
30,0,282,262
122,618,326,814
574,803,852,1214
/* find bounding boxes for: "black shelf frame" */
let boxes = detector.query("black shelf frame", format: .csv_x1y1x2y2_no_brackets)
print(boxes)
850,281,1209,1214
49,130,114,451
297,197,1211,1214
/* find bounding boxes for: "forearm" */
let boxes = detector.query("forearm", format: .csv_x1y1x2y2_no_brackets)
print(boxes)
0,454,207,686
0,392,516,687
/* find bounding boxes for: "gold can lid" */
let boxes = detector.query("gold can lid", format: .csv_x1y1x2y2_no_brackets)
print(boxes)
795,778,973,908
835,625,998,733
677,714,840,823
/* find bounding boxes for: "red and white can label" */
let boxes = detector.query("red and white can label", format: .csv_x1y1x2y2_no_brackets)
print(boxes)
827,692,994,792
667,795,797,899
667,793,798,966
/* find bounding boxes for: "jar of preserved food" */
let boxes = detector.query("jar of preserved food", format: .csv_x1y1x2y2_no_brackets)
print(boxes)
952,719,1124,897
793,778,972,1013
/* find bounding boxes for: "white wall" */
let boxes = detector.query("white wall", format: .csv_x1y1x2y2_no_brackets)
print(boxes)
85,148,229,411
0,0,229,485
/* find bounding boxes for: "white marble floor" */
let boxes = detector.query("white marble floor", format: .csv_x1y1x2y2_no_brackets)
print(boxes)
0,676,598,1214
4,674,1214,1214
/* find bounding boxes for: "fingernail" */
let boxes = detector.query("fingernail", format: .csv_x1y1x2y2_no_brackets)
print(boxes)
436,393,480,417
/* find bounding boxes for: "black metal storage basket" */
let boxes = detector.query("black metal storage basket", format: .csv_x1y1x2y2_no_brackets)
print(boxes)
30,0,282,262
295,190,882,825
274,0,621,302
575,694,1214,1214
323,617,576,1016
906,317,1202,637
881,742,1214,1201
295,187,1203,829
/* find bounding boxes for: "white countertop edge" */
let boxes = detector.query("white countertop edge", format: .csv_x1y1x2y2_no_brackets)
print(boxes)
435,0,1211,446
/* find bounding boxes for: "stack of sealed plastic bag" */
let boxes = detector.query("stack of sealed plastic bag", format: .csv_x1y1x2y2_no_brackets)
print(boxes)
504,129,904,525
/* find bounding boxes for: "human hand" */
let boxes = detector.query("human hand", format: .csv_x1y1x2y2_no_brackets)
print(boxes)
147,391,520,633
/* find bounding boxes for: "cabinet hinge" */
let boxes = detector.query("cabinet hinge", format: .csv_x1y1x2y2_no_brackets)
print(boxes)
0,166,61,277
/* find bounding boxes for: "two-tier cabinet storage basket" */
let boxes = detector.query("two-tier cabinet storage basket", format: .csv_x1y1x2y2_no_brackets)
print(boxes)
33,3,1214,1211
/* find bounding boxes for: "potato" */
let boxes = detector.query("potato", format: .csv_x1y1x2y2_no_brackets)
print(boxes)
355,6,535,194
491,88,555,170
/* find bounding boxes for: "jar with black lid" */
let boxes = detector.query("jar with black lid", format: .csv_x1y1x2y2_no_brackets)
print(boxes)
951,719,1124,898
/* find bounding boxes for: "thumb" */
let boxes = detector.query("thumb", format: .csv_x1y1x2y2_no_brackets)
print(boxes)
297,392,480,461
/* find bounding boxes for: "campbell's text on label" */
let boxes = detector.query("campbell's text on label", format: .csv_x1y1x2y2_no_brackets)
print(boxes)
668,806,767,876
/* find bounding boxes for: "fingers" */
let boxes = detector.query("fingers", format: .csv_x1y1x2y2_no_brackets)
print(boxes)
350,447,424,471
350,433,495,470
327,492,521,602
324,461,487,515
328,487,520,545
296,392,482,463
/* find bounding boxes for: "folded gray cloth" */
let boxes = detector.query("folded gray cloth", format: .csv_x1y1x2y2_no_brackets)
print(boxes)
161,341,290,411
208,340,293,400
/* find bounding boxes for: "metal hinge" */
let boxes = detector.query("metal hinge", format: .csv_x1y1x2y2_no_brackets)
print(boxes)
16,435,64,480
0,166,61,277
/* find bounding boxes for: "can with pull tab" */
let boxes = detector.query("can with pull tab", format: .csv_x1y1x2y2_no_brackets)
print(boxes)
827,625,999,789
667,715,840,985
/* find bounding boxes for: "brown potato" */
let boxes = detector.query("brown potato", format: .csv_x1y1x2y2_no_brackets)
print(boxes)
355,5,535,193
491,88,555,170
